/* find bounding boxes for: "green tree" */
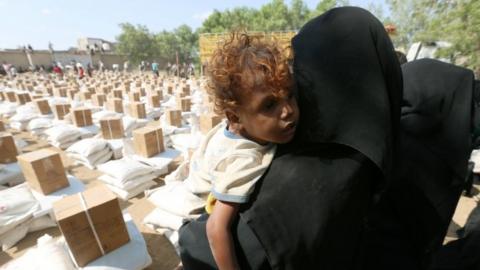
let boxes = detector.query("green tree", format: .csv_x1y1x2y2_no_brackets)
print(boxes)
257,0,291,31
288,0,310,30
115,23,157,65
308,0,349,20
422,0,480,76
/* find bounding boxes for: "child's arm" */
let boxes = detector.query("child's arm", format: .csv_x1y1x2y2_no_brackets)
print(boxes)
206,200,240,270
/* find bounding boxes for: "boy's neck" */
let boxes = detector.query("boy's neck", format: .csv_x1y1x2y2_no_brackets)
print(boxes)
227,124,269,146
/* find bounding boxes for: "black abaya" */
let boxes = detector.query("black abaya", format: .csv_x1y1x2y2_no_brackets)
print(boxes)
179,7,403,270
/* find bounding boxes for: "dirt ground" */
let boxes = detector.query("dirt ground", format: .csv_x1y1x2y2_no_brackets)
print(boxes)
0,123,479,269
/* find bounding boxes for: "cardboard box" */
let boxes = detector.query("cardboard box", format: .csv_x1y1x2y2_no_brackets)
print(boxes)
176,97,191,112
167,85,173,94
0,92,4,101
0,133,18,163
92,93,107,107
54,87,67,98
113,89,123,99
107,98,123,113
5,91,16,102
17,149,69,194
133,126,164,157
0,120,4,132
165,109,182,127
79,91,92,101
100,117,124,139
53,104,71,120
129,91,140,102
200,114,223,134
129,102,146,119
16,93,30,105
72,108,93,127
53,185,130,267
35,99,52,115
148,95,161,108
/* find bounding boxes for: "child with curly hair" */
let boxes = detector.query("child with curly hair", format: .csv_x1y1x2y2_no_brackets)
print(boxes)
178,32,299,270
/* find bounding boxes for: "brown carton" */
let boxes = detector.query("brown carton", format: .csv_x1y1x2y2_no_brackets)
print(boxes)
0,133,18,163
133,126,164,157
92,93,107,107
5,91,16,102
148,95,161,108
100,117,124,139
128,91,140,102
16,93,30,105
112,89,123,99
129,102,146,119
53,185,130,267
165,109,182,127
79,91,92,101
107,98,123,113
53,104,71,120
35,99,52,115
72,108,93,127
0,120,4,132
53,87,67,98
17,149,69,194
176,97,191,112
200,114,223,134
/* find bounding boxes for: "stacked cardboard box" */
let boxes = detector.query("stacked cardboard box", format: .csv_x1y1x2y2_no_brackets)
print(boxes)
100,117,124,139
0,133,18,163
177,97,191,112
148,95,161,108
53,185,130,267
165,109,182,127
129,102,146,119
80,91,92,101
107,98,123,113
0,120,5,132
129,91,140,102
72,108,93,127
17,149,69,194
16,93,30,105
199,114,223,135
35,99,52,115
53,104,71,120
92,93,107,107
5,91,16,102
133,126,164,157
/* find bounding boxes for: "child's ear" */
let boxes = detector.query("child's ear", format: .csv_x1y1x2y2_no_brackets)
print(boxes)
225,109,240,124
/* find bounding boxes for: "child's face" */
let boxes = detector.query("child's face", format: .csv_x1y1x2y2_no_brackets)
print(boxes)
234,88,299,145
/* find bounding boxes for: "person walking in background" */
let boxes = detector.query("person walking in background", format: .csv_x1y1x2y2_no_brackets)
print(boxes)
151,61,159,77
123,60,129,72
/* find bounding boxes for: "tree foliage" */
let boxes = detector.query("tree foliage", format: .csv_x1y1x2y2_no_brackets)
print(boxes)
115,0,479,76
116,23,198,65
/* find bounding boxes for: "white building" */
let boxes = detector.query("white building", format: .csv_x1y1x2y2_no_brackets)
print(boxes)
77,37,115,52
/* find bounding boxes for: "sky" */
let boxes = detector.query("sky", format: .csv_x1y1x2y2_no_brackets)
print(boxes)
0,0,386,50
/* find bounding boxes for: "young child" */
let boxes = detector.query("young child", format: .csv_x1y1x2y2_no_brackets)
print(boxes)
179,32,299,270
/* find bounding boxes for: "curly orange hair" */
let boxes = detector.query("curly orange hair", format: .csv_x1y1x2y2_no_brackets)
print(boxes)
207,32,293,115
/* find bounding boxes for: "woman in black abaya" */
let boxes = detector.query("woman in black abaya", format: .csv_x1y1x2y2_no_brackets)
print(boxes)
363,59,477,270
179,7,403,269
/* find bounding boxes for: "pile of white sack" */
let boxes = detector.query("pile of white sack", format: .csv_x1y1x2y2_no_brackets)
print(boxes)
0,185,56,251
9,104,42,131
0,102,18,118
143,161,207,250
44,125,84,149
66,138,113,169
97,157,158,200
27,118,55,137
0,163,25,188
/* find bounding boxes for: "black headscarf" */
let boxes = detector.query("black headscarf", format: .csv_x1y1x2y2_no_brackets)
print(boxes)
364,59,476,269
179,6,403,270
